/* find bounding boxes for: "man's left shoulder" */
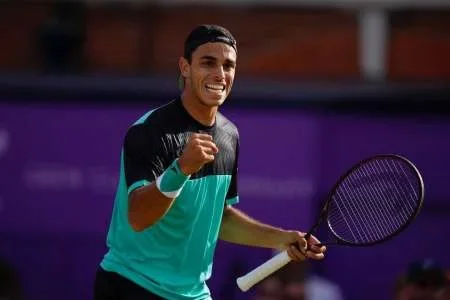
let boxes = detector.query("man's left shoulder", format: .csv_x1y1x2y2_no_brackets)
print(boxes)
216,112,239,138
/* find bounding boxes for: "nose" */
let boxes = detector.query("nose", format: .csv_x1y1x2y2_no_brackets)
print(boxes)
214,66,225,80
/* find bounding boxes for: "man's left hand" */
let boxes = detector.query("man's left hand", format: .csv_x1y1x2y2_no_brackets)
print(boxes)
280,230,327,262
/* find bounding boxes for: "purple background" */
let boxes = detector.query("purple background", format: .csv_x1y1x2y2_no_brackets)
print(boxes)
1,100,449,300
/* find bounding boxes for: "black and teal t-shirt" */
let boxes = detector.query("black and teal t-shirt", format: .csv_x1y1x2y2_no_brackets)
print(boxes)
100,98,239,300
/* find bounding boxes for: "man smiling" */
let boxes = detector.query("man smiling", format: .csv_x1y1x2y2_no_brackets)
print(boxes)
94,24,326,300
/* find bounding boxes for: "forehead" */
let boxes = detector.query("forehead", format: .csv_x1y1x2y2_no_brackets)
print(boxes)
192,42,237,62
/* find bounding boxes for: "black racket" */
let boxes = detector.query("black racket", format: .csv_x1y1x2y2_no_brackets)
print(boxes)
236,154,425,292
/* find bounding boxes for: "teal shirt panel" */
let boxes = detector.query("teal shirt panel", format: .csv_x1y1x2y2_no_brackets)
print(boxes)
101,151,239,300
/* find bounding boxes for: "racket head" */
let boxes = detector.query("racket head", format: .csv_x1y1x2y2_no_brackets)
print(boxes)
324,154,424,247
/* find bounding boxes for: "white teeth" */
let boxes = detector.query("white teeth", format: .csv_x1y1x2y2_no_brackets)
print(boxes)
206,84,224,91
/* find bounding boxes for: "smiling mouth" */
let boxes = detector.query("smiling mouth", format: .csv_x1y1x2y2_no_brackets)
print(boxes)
205,83,225,92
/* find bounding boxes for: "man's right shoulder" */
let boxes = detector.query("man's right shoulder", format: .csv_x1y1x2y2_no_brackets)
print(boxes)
123,107,167,150
123,100,178,152
127,99,178,135
131,100,177,127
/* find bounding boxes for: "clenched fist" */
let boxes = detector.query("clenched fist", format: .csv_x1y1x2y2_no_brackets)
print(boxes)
178,133,219,175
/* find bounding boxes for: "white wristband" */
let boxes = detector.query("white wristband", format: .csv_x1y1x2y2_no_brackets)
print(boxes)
155,159,190,198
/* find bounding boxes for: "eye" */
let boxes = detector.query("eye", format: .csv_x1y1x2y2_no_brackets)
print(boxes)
202,61,215,67
224,63,235,71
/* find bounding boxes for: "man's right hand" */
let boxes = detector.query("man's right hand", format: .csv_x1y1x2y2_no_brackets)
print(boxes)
178,133,219,175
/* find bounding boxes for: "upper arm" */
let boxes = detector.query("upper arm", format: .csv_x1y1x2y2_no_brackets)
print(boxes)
225,136,239,206
124,124,165,195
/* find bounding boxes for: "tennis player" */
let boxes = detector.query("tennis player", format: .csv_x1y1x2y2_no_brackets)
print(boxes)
94,24,326,300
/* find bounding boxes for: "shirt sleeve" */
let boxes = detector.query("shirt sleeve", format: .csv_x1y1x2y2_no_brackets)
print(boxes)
123,124,165,195
225,138,239,206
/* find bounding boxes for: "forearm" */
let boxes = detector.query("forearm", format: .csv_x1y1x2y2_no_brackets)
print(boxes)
128,183,175,232
128,158,191,232
219,206,287,249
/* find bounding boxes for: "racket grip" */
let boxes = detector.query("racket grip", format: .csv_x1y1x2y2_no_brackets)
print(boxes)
236,250,291,292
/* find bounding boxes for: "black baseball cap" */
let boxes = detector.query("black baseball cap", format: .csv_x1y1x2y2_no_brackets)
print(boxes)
183,24,237,60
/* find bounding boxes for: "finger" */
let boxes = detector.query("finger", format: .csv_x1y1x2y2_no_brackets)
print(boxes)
310,245,327,254
202,147,216,155
287,246,305,261
201,151,215,162
197,140,219,153
296,237,308,252
201,147,218,157
306,235,324,250
305,250,325,260
309,243,325,253
189,134,213,146
286,247,297,261
306,234,321,244
189,132,200,140
287,245,306,261
195,133,214,141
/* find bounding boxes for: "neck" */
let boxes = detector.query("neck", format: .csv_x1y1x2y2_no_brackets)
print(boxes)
180,91,217,127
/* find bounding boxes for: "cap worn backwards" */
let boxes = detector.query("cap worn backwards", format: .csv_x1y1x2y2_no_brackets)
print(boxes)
183,24,237,60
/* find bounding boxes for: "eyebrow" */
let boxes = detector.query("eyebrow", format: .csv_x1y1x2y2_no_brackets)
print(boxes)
200,55,217,61
200,55,236,66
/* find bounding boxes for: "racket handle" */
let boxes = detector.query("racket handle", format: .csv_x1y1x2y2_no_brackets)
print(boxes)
236,250,291,292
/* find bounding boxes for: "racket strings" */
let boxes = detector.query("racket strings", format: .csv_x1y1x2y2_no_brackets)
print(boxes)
337,181,385,242
328,157,421,244
387,160,419,209
333,167,396,243
344,159,415,241
358,162,408,237
334,179,390,243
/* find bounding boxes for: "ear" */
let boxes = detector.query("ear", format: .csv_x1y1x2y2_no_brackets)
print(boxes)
179,57,190,79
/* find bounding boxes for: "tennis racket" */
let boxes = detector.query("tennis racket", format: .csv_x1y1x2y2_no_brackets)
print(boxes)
236,154,425,292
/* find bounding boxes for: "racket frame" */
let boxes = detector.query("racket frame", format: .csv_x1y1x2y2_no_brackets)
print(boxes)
309,154,425,247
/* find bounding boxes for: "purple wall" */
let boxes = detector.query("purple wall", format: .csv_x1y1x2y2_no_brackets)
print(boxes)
318,113,450,300
0,103,449,300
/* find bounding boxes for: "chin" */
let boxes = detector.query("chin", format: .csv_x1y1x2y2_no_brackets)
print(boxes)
201,96,226,107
